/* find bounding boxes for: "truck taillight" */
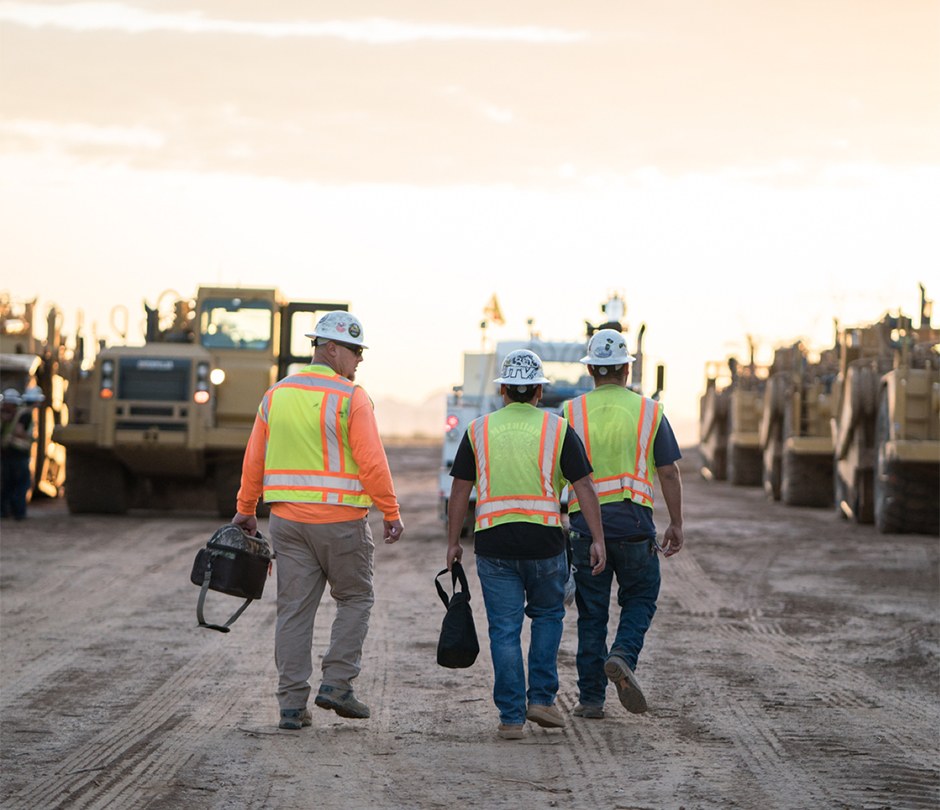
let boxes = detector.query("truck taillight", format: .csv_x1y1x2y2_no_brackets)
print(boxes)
193,389,210,404
445,414,459,433
100,360,115,399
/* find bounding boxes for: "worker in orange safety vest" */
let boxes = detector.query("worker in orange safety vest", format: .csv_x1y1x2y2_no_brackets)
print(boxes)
446,348,606,741
233,311,404,730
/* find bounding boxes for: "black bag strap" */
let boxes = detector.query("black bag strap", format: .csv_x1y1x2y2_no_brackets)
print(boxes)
435,561,470,609
196,553,253,633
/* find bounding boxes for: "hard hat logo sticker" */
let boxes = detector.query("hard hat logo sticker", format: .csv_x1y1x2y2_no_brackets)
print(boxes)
349,323,361,338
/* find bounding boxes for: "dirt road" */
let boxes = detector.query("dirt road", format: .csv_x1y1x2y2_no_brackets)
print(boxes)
1,444,938,809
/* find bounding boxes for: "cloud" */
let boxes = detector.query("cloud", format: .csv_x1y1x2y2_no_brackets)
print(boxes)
0,2,587,43
0,119,165,149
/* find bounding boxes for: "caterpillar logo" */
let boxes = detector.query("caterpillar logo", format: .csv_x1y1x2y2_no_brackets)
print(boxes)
136,360,175,371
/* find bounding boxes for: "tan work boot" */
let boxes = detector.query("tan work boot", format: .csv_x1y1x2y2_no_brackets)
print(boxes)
525,703,566,728
314,685,370,719
604,655,648,714
497,723,525,740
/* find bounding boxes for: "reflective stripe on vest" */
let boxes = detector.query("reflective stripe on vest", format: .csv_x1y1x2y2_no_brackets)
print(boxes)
564,388,661,511
470,404,566,531
261,366,372,507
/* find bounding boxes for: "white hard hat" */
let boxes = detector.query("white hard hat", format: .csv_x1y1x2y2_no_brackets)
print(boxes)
304,311,368,348
494,349,552,385
1,388,23,406
22,387,45,404
580,328,636,365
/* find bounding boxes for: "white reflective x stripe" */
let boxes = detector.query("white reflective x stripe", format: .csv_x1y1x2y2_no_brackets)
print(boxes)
595,476,654,500
635,398,659,481
539,413,562,497
473,416,489,500
568,397,586,442
323,392,342,471
477,497,561,517
263,473,366,493
280,374,355,395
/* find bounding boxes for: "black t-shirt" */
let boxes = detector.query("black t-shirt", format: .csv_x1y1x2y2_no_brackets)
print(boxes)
449,424,592,559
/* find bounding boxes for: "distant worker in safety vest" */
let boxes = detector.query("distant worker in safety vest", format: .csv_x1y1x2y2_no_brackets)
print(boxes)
563,329,684,718
1,387,40,521
446,349,606,741
233,311,404,731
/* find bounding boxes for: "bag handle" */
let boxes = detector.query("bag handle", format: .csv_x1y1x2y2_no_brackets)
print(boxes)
196,554,253,633
434,560,470,609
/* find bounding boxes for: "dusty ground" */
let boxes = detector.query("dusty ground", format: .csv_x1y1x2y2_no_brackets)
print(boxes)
1,444,938,810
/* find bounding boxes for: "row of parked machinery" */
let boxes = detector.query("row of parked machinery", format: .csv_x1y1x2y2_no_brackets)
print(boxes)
1,287,348,516
699,284,940,536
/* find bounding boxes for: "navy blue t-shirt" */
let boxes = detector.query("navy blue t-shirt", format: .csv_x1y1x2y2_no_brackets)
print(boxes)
568,413,681,540
450,424,592,559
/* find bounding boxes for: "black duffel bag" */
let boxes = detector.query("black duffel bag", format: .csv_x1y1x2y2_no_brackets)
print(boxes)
434,561,480,668
190,524,274,633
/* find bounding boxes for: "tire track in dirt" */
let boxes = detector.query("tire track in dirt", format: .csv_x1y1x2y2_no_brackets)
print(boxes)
662,545,940,809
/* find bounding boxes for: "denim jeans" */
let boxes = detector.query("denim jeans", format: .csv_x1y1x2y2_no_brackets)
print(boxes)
475,551,567,725
571,533,660,706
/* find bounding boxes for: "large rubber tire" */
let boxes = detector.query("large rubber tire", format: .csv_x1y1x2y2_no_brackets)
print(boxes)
728,445,762,486
214,461,270,519
874,389,940,535
65,452,129,514
780,399,834,508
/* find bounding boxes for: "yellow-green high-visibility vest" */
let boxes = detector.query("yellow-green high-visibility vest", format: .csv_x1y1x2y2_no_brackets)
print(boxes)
469,402,567,532
563,385,662,512
261,365,373,507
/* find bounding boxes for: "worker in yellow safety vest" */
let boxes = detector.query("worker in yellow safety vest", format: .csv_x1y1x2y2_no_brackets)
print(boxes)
233,311,404,730
563,328,685,719
446,348,606,741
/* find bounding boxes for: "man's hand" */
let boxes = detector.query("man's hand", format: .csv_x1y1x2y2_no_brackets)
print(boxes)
661,523,684,557
589,538,606,575
446,541,463,570
383,519,404,544
232,512,258,537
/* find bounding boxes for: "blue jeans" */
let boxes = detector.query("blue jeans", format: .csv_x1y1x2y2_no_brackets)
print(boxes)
475,552,567,725
571,533,660,706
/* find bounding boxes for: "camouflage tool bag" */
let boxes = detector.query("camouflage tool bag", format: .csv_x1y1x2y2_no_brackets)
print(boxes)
190,524,274,633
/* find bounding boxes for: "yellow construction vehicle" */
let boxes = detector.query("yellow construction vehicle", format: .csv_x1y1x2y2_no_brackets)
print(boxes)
759,338,839,506
699,339,766,486
0,294,70,499
55,286,348,516
831,284,939,534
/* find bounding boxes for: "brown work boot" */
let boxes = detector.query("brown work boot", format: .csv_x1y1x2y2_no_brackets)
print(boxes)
497,723,525,740
573,703,605,719
314,685,370,719
604,655,648,714
525,703,566,728
278,708,313,730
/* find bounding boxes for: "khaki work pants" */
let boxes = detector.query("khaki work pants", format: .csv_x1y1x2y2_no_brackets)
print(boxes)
269,513,375,711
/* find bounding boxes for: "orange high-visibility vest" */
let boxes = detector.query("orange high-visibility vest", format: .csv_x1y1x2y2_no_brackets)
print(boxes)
469,402,566,531
563,385,661,512
261,365,372,507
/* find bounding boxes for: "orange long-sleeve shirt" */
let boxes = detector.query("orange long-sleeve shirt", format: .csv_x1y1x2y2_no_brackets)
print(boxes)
236,367,400,524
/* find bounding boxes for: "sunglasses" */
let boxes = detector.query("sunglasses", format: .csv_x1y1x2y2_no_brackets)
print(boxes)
333,341,364,357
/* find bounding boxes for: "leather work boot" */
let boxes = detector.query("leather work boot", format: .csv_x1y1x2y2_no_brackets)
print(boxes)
525,703,566,728
314,685,371,719
604,654,648,714
573,703,605,719
497,723,525,740
279,708,313,730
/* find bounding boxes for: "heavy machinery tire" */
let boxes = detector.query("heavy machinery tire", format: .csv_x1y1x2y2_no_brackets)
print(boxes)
65,452,129,514
214,461,270,519
728,445,762,486
781,452,834,507
874,389,940,535
762,441,781,501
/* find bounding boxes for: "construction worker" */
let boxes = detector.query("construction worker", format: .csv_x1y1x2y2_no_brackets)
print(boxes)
563,329,684,718
232,311,404,730
1,388,33,520
446,349,606,741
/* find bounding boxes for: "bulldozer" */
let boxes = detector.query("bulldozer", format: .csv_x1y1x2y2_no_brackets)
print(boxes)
831,284,940,534
759,338,839,506
0,294,70,499
55,286,348,516
699,338,766,486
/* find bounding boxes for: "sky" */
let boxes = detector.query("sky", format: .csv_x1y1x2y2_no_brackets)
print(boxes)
1,1,938,441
